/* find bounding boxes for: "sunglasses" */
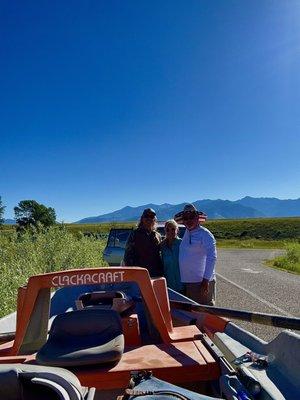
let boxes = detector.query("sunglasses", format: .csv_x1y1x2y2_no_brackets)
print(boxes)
183,214,197,221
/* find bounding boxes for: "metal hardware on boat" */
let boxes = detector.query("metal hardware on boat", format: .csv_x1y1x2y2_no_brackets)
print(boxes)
234,352,269,369
202,334,262,398
129,370,153,388
233,353,252,365
201,334,236,375
248,352,269,369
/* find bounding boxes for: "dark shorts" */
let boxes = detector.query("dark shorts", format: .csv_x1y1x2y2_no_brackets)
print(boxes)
184,280,216,306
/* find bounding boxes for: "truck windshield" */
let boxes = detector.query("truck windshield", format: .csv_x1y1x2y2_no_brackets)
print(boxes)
107,229,132,248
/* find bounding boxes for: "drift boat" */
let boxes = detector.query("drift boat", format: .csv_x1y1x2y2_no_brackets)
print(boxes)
0,267,299,400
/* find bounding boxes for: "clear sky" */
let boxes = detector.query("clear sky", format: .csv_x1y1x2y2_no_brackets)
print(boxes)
1,1,300,222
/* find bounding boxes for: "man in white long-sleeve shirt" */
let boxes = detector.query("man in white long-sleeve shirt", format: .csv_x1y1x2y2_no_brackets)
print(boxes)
175,204,217,305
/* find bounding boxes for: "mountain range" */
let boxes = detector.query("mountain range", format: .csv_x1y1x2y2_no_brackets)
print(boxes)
75,197,300,223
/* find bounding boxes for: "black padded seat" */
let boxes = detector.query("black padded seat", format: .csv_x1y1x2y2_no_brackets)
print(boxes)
36,308,124,367
0,363,95,400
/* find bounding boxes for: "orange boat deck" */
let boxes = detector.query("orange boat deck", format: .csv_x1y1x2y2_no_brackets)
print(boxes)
71,340,219,389
0,339,220,390
0,325,220,390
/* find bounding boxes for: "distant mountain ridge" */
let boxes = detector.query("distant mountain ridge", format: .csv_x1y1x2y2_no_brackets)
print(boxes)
75,197,300,223
237,196,300,217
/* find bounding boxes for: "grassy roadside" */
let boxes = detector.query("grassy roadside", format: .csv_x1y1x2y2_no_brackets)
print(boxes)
217,239,300,274
265,242,300,274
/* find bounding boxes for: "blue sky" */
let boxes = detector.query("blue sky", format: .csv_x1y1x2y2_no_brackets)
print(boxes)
1,1,300,222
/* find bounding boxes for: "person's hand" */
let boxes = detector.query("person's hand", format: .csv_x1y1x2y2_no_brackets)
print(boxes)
200,279,209,296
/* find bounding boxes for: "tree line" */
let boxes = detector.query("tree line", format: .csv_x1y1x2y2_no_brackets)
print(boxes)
0,196,56,230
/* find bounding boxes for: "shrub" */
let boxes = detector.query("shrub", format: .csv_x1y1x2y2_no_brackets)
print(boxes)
272,242,300,273
0,226,107,317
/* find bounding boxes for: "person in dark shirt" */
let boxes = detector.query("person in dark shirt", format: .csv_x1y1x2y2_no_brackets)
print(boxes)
123,208,163,277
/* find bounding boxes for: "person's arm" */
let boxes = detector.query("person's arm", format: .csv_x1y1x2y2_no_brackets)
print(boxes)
123,230,136,266
200,233,217,295
203,231,217,281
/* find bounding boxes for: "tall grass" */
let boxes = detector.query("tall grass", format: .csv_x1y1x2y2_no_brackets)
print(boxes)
268,242,300,274
0,226,107,318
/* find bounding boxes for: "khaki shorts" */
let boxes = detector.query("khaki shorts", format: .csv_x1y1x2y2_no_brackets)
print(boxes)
184,280,216,306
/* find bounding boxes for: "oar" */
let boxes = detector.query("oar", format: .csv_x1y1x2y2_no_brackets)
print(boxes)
1,300,299,344
169,300,300,330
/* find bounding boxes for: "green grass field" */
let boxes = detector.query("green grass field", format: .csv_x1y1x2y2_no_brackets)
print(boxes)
3,216,299,240
64,217,300,240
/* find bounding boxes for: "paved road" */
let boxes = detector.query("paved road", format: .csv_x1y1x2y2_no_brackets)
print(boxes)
215,249,300,342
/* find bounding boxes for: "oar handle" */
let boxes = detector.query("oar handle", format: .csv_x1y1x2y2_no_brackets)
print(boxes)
169,300,300,330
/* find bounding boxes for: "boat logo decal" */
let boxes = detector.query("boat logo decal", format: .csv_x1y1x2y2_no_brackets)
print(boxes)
52,271,125,287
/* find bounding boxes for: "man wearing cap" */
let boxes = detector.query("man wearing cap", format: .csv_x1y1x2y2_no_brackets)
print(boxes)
123,208,163,277
175,204,217,305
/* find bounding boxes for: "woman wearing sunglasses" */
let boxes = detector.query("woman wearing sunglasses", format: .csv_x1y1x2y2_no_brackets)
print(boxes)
160,219,184,293
174,204,217,305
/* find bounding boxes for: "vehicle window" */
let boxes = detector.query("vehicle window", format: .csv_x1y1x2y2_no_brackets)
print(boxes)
107,229,132,248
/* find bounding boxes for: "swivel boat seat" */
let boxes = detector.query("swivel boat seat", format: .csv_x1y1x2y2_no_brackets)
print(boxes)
36,308,124,367
0,363,95,400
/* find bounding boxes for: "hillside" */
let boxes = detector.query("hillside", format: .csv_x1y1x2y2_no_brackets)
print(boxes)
75,197,300,223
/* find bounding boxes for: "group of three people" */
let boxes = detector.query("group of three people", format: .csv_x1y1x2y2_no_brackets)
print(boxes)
123,203,217,305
